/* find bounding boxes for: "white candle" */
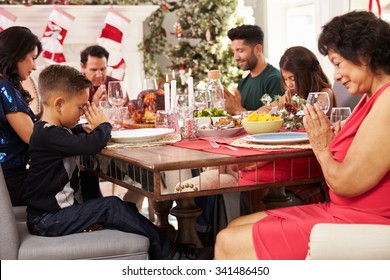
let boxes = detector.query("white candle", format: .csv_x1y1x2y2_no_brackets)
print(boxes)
170,70,177,111
187,69,194,108
164,74,170,112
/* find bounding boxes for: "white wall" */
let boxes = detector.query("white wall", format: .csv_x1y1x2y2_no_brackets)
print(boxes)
252,0,350,83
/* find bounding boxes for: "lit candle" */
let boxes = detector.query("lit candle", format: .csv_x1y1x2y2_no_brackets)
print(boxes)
187,68,194,108
170,70,177,111
164,73,170,112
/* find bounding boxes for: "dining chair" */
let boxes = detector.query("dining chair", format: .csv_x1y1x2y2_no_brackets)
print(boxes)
308,223,390,259
0,165,150,260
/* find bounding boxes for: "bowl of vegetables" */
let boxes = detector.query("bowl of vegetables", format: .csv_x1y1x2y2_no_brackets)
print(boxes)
194,108,229,126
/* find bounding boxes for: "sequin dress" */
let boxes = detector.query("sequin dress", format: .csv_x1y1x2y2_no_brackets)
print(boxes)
0,79,36,204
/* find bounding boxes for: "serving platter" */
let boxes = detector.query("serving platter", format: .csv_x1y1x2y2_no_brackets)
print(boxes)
244,132,309,144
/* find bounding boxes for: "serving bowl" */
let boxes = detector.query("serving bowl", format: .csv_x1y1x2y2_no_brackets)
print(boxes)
242,119,283,134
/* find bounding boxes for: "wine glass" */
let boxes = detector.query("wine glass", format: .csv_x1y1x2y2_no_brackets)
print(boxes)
307,92,330,114
108,81,126,130
330,107,351,124
143,78,157,91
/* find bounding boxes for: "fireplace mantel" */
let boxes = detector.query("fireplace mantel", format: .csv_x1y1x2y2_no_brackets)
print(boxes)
1,5,159,99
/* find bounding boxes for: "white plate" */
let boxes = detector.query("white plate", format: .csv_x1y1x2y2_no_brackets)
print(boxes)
110,128,174,143
197,127,245,138
244,132,309,144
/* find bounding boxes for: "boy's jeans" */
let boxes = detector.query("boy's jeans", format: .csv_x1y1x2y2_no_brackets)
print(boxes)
27,196,175,260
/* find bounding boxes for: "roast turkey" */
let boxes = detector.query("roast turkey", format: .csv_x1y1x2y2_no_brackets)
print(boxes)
128,89,165,123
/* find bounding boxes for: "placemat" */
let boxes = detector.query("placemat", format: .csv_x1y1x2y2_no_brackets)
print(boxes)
105,133,181,149
231,136,312,150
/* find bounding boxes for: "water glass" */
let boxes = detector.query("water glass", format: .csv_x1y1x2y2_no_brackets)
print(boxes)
330,107,351,124
120,106,131,124
194,89,208,110
101,105,123,131
155,110,178,131
307,92,330,114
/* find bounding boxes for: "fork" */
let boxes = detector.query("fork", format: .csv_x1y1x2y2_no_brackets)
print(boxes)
209,140,238,151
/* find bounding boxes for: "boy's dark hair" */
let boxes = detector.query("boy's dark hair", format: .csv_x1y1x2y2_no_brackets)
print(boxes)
227,24,264,46
0,26,42,103
80,45,109,64
39,65,92,102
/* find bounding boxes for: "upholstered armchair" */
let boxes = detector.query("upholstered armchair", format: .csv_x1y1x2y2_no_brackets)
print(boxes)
308,223,390,259
0,165,150,260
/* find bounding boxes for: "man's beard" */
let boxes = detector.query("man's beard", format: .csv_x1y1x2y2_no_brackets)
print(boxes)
240,54,258,71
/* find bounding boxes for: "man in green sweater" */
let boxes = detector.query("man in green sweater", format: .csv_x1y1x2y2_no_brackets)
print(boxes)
225,24,283,115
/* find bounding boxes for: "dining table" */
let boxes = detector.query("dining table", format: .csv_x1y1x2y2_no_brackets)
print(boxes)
81,128,324,247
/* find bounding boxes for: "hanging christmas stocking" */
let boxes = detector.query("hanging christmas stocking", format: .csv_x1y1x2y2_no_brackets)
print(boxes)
97,8,131,70
41,7,75,64
0,8,17,32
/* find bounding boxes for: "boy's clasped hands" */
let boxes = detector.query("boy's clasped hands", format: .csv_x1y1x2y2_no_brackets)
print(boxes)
82,102,109,133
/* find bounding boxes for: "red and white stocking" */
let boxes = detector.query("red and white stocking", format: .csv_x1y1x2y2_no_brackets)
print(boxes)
0,8,17,32
97,9,131,70
41,7,75,64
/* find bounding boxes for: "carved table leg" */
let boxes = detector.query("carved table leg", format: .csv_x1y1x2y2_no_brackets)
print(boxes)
170,198,203,248
262,187,293,209
151,200,177,242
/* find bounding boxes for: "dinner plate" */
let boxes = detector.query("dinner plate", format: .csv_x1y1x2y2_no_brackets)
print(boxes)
244,132,309,144
197,126,245,138
110,128,174,143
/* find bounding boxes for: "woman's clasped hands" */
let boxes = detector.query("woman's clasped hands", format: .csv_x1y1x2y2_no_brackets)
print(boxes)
303,103,335,153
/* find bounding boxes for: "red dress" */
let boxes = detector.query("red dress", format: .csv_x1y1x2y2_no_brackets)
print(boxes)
252,82,390,259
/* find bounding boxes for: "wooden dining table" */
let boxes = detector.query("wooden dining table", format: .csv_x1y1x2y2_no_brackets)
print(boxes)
82,134,324,247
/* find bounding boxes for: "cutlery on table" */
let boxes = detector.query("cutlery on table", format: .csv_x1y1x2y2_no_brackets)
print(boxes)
209,140,238,151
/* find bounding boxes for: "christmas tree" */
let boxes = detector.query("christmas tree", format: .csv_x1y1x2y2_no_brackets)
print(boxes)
163,0,248,93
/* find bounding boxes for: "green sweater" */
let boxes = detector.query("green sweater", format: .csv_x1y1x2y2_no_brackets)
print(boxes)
238,64,283,110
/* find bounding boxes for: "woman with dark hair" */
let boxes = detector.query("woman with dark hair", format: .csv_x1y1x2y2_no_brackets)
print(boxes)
0,26,42,205
279,46,335,114
215,11,390,260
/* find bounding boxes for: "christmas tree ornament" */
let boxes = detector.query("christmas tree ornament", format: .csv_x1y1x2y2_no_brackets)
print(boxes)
172,22,183,39
41,6,75,64
97,8,130,70
205,27,211,43
0,8,17,32
179,64,186,86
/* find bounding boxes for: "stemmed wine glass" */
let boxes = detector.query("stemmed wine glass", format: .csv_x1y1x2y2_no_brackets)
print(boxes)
330,107,351,125
143,78,157,91
108,81,126,130
307,92,330,114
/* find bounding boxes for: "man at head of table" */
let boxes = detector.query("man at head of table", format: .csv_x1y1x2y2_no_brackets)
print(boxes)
80,45,120,106
224,24,284,115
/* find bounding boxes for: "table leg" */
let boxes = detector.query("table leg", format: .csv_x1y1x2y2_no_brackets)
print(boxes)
170,198,203,248
262,187,293,209
151,200,177,242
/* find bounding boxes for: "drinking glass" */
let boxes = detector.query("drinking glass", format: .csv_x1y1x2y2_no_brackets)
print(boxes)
194,89,208,110
155,110,178,131
108,81,126,130
330,107,351,124
307,92,330,114
143,78,157,91
175,94,192,119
